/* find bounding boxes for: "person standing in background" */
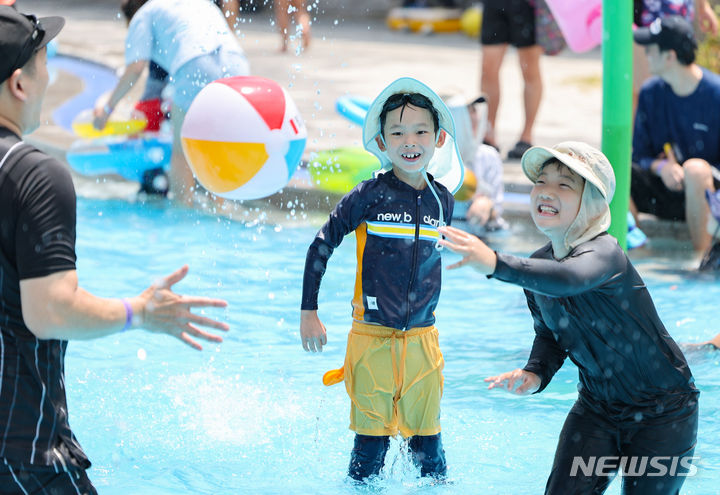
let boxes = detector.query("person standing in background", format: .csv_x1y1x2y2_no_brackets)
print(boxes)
480,0,543,160
274,0,312,52
94,0,250,204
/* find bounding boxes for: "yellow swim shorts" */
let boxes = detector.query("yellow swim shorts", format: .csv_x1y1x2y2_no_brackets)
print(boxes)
325,321,444,438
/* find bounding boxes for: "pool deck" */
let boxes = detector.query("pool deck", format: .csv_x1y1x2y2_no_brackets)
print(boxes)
21,0,690,242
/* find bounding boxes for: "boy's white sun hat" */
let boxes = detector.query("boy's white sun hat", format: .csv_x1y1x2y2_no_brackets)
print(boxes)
362,77,464,194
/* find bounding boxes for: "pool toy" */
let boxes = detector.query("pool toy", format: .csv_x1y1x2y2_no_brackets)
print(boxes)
72,108,148,139
460,5,482,38
386,7,462,34
66,133,171,182
308,147,380,194
134,98,166,132
181,76,307,200
322,367,344,386
626,212,647,250
454,168,477,201
47,39,58,59
48,55,119,133
335,96,370,126
545,0,602,53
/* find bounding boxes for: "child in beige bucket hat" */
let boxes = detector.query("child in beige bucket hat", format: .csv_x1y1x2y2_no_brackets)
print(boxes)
438,141,699,493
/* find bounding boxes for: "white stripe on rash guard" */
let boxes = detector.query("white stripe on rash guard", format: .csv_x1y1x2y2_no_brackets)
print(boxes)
30,339,46,464
4,459,30,495
0,141,24,171
67,469,82,495
0,360,20,457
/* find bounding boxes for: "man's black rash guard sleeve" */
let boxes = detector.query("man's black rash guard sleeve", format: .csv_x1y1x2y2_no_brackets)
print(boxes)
522,291,568,393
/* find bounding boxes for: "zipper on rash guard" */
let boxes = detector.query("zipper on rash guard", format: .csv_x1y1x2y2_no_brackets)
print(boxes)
403,193,422,330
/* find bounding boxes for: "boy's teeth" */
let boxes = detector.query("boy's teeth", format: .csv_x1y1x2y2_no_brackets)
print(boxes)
403,153,420,158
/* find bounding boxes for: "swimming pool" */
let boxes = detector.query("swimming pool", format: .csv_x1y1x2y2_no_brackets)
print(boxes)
67,198,720,494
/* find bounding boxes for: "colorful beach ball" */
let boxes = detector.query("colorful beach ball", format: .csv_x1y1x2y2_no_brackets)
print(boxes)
180,76,307,200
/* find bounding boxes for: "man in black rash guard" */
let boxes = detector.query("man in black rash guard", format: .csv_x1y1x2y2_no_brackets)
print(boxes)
439,142,698,494
0,7,229,492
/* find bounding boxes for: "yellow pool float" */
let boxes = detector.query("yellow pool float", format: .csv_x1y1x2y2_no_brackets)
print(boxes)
72,108,148,139
386,7,462,34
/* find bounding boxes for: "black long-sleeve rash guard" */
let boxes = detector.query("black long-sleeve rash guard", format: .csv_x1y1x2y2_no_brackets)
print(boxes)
491,233,698,423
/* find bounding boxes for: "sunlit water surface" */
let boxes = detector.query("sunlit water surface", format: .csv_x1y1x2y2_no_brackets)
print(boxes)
67,199,720,494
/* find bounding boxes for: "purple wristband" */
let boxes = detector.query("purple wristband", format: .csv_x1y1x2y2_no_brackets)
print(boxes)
655,159,669,176
121,299,133,332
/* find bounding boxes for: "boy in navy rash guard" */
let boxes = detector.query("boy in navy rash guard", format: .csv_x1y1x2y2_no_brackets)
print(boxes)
300,78,464,482
631,15,720,254
440,142,698,495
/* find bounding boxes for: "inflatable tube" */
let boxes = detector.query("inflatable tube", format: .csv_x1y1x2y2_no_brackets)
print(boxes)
386,7,462,34
454,167,477,202
47,39,58,59
66,133,171,182
47,55,119,133
335,96,370,126
545,0,601,53
72,109,148,139
308,147,380,194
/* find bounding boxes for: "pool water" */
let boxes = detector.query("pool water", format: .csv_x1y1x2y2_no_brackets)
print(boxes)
67,199,720,494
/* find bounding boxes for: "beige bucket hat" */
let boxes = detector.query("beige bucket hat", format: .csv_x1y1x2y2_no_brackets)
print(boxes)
521,141,617,253
521,141,616,201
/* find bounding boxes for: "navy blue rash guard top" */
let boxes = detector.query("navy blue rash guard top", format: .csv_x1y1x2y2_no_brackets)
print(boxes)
492,233,698,423
632,68,720,171
301,170,454,330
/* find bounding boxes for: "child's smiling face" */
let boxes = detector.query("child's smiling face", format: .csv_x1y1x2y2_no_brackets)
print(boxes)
530,161,584,241
376,103,446,184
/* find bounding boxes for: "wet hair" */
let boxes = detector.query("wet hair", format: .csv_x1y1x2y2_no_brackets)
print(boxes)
120,0,149,21
379,92,440,137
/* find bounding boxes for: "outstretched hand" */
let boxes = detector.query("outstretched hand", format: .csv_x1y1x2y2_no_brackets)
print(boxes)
133,265,229,350
437,225,497,275
484,368,540,395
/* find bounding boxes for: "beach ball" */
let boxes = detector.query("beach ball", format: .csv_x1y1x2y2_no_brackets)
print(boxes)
180,76,307,200
460,6,482,38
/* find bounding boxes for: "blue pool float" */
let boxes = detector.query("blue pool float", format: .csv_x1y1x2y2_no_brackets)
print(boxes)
66,133,171,183
335,96,371,126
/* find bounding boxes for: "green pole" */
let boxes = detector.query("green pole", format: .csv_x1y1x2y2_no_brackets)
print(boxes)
602,0,633,250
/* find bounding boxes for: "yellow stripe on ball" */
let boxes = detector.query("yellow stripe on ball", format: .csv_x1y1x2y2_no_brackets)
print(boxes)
181,138,269,193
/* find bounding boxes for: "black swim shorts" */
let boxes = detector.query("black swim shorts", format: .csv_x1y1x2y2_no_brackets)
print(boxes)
631,164,720,221
480,0,537,48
